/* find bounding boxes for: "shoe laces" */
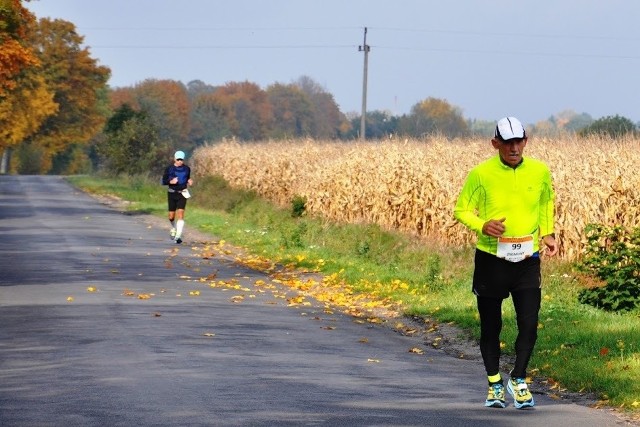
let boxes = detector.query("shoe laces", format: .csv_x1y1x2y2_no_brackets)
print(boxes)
489,383,504,397
512,378,530,396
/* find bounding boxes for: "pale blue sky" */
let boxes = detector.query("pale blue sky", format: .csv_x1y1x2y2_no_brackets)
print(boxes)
26,0,640,124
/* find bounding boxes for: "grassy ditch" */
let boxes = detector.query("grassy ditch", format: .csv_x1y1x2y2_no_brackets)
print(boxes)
68,173,640,415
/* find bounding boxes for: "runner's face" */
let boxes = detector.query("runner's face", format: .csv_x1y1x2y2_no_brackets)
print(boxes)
492,137,527,167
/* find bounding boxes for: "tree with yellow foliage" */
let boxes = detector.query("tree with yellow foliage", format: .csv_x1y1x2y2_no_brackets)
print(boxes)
16,17,110,173
0,0,38,97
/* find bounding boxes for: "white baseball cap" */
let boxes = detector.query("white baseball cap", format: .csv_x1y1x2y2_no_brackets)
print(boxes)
495,117,526,141
174,150,186,160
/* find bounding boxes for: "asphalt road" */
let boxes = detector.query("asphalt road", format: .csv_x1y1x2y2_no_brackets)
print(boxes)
0,175,633,427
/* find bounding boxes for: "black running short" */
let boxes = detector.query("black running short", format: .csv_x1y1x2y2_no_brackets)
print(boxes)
167,191,187,211
472,249,541,299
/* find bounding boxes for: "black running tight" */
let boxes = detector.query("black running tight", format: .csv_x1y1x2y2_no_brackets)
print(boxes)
477,287,541,379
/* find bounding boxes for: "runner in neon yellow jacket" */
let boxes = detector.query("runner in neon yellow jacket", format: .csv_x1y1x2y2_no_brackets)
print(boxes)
454,154,555,256
454,116,559,410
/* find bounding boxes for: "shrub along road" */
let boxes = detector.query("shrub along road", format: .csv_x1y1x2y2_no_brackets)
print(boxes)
0,175,634,426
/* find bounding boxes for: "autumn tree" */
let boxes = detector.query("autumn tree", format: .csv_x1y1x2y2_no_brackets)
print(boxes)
210,81,273,140
561,111,593,133
20,17,110,173
186,79,217,100
266,83,314,138
399,97,469,138
109,86,139,110
0,70,56,151
133,79,190,145
0,0,38,97
189,92,232,145
295,76,349,139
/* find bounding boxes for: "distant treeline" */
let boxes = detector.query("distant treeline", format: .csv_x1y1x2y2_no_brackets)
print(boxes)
2,4,638,175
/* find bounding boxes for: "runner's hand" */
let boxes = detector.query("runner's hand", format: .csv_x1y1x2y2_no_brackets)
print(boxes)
542,235,559,257
482,218,506,238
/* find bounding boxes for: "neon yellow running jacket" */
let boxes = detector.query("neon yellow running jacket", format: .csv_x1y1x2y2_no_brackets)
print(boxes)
454,155,555,255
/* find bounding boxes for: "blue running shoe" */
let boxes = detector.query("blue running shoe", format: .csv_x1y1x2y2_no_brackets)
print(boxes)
485,383,506,408
507,377,534,409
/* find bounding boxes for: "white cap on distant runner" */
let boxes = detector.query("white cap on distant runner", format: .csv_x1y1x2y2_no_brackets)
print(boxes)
495,117,526,141
174,150,186,160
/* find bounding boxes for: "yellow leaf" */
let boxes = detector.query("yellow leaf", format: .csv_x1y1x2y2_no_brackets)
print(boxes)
409,347,424,354
203,332,215,337
189,290,200,296
137,294,151,300
86,286,97,292
367,358,380,363
66,296,74,302
359,337,369,343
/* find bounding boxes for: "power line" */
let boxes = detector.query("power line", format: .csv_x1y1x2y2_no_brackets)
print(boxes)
89,44,356,50
79,26,362,32
78,25,640,43
85,43,640,61
373,45,640,61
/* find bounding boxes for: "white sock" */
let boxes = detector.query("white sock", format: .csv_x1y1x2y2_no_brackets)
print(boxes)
175,219,184,238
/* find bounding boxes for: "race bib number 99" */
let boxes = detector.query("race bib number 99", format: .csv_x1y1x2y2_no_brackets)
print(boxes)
497,235,534,262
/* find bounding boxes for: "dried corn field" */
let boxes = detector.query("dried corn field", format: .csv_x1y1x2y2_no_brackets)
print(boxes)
192,136,640,261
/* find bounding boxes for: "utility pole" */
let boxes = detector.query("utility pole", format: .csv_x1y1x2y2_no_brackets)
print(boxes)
358,27,370,140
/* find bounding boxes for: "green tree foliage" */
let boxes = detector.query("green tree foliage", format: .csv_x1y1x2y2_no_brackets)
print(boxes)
189,92,232,145
14,140,45,174
577,224,640,312
578,114,636,138
186,79,217,100
399,97,469,138
347,110,399,139
564,113,593,133
467,118,494,137
50,143,93,174
98,104,163,175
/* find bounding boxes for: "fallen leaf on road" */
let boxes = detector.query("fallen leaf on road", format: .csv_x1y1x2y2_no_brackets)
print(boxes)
87,286,97,292
409,347,424,354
